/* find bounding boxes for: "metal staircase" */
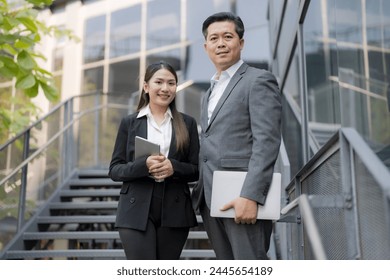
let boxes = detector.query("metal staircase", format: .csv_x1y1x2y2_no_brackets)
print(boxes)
2,89,389,260
2,169,214,260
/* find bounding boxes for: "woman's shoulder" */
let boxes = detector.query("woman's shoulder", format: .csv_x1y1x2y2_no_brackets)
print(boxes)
179,112,197,124
121,111,140,122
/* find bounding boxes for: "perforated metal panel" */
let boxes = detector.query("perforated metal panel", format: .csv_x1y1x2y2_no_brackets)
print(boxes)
300,151,350,259
354,155,390,259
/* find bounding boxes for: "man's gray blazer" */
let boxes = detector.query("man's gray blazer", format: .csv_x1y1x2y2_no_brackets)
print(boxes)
192,62,282,210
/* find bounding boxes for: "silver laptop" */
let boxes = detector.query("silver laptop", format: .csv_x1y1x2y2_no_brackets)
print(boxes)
210,171,281,220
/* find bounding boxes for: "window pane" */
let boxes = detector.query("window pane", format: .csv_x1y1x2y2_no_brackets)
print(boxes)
83,15,106,63
83,67,104,94
146,48,181,73
304,0,341,146
109,59,140,95
147,0,180,50
334,0,363,44
110,5,141,58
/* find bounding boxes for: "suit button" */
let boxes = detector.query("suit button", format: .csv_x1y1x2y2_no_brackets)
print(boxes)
204,133,209,137
203,158,207,162
129,198,135,204
175,196,179,202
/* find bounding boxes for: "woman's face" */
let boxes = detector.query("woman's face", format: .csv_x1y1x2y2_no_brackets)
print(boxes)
143,68,177,110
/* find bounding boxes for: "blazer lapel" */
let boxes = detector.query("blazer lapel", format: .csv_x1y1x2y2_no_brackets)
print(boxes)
201,87,212,130
134,116,148,138
168,123,177,158
206,64,248,130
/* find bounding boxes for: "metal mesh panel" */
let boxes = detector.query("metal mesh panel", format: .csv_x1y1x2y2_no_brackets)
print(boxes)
354,155,390,259
301,151,342,195
300,151,349,259
311,208,348,259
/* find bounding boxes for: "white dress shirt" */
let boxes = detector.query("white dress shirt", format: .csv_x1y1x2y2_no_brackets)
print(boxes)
207,59,244,123
137,105,172,157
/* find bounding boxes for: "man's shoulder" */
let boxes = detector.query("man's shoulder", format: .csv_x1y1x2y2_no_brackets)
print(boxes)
240,65,277,83
244,64,273,76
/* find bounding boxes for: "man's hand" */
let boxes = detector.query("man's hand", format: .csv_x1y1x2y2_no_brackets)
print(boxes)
220,197,258,224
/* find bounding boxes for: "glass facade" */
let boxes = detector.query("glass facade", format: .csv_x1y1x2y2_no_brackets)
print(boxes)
269,0,390,175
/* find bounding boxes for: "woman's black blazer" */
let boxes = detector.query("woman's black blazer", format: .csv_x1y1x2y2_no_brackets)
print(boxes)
109,112,199,231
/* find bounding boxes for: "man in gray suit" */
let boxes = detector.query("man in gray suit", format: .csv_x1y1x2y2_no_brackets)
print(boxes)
192,12,282,259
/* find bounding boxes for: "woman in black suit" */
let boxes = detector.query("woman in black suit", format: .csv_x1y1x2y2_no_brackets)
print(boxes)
109,61,199,259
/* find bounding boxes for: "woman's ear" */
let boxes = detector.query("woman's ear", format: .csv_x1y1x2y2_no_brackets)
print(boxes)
143,81,149,93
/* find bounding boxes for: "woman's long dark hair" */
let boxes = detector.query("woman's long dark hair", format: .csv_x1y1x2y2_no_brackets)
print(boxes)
137,61,189,153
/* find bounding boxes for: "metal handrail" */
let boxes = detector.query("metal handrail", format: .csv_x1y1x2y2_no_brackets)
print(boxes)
279,127,390,259
341,128,390,191
0,103,114,187
0,91,101,151
280,194,327,260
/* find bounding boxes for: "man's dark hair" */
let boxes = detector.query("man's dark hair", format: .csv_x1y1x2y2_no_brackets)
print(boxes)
202,12,245,39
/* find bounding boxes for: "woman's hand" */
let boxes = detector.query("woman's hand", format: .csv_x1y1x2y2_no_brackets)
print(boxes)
146,155,174,180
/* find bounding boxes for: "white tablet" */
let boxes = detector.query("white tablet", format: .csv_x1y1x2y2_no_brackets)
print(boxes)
134,136,160,159
211,171,281,220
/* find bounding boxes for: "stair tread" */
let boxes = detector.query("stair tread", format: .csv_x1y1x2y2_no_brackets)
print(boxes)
60,189,119,197
68,178,120,187
37,215,116,223
49,201,118,209
5,249,215,259
37,214,203,223
77,169,110,178
23,231,208,240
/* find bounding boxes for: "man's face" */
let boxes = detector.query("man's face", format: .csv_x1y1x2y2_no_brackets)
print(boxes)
204,21,244,73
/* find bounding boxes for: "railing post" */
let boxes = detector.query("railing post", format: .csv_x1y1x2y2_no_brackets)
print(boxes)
69,98,75,173
17,130,30,232
94,92,100,167
64,100,71,181
339,129,361,259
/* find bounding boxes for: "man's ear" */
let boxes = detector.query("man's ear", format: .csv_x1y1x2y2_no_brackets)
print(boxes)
240,38,245,50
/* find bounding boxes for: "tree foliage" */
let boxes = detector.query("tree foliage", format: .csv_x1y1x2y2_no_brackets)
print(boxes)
0,0,78,142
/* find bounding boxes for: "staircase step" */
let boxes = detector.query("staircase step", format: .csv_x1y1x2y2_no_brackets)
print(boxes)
5,249,215,259
23,231,208,240
77,169,109,178
37,215,203,224
60,189,119,198
37,215,116,224
49,201,118,210
68,178,121,188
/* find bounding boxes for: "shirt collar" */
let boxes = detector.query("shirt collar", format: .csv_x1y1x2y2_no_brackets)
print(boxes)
211,59,244,83
137,105,173,119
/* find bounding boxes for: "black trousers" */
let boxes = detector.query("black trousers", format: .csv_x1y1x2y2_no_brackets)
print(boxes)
118,183,189,260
